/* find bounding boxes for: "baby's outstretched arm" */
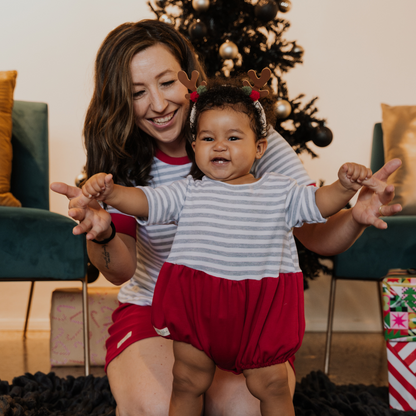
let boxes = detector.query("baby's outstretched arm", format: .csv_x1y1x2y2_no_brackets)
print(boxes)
315,162,372,219
81,173,149,218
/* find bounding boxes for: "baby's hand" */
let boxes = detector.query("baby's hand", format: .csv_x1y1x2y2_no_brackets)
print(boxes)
338,163,372,191
82,173,114,201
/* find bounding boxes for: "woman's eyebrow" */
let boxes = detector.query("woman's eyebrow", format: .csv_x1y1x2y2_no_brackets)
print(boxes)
132,69,176,86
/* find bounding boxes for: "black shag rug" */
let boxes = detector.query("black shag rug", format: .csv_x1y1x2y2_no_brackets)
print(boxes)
1,370,416,416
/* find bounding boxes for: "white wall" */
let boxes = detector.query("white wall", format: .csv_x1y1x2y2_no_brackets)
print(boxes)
1,0,415,331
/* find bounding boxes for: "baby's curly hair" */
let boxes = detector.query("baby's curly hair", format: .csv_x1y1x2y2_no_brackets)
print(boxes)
188,76,274,180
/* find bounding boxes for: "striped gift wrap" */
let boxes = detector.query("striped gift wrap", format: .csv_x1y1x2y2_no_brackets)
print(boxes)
383,272,416,411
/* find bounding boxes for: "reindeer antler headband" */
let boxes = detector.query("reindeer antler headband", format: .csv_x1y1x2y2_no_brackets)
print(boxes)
178,68,272,137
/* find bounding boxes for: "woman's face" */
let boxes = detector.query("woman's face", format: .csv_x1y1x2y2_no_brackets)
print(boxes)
130,43,190,156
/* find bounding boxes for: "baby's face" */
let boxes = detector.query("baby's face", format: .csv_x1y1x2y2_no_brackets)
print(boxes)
192,108,266,184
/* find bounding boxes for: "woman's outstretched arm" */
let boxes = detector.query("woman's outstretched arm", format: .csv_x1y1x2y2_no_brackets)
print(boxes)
50,182,136,285
294,158,402,256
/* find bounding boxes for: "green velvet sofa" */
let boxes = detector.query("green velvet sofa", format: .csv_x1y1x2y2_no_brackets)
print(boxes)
0,100,93,375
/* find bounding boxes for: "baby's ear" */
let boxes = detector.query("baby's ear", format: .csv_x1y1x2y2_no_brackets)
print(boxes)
191,140,196,152
255,138,268,159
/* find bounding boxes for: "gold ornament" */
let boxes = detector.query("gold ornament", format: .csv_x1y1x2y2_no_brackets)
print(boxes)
219,40,239,59
277,0,292,13
275,99,292,119
192,0,210,12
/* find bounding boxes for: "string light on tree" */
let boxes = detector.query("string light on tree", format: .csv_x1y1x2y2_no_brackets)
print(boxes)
312,124,333,147
189,19,207,40
159,14,175,25
192,0,210,12
219,40,239,59
277,0,292,13
275,99,292,119
255,0,279,23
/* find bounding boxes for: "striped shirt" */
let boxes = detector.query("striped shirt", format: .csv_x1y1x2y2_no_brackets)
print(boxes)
111,129,315,304
138,173,325,281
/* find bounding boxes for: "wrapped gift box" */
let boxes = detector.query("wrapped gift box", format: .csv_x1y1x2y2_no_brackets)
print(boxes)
50,287,119,366
383,271,416,411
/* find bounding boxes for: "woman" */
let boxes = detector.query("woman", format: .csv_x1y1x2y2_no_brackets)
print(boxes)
51,19,401,416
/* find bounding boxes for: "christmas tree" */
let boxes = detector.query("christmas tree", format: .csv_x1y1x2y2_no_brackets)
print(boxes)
149,0,333,285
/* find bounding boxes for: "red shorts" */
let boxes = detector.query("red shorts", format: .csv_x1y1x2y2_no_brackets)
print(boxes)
105,302,297,374
105,303,158,372
152,263,305,375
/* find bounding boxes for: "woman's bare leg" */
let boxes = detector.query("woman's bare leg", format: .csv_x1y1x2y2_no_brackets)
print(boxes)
107,337,175,416
243,363,294,416
204,361,295,416
170,341,216,416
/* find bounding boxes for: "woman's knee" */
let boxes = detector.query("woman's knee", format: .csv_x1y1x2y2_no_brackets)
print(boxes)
115,397,169,416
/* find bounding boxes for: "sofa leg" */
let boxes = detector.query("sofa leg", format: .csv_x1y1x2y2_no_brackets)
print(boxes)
23,281,35,338
377,280,384,333
324,276,337,375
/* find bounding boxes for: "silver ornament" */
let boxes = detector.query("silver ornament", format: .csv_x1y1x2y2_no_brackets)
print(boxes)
275,99,292,119
277,0,292,13
292,44,304,56
219,40,239,59
192,0,210,12
159,14,175,25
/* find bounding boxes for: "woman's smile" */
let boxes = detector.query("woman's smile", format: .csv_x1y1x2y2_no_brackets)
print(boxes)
148,110,177,127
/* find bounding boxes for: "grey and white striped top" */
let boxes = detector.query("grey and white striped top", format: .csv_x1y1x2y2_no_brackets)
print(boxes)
113,129,315,304
137,173,325,281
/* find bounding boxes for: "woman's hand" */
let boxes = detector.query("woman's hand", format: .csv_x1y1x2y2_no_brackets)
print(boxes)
50,182,112,240
352,158,402,229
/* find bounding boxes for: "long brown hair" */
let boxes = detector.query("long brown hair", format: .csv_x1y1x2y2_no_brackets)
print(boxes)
84,19,206,186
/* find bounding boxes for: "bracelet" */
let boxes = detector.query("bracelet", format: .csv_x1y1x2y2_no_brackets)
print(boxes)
91,221,116,245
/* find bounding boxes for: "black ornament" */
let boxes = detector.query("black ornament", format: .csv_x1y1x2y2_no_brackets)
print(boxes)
155,0,167,8
208,17,217,36
255,0,278,23
277,0,292,13
312,125,333,147
188,19,207,40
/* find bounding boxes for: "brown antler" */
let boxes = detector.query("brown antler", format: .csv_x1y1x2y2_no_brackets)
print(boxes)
178,70,207,99
242,67,272,98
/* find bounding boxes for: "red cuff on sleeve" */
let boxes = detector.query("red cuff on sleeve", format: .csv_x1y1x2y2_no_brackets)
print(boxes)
110,213,137,240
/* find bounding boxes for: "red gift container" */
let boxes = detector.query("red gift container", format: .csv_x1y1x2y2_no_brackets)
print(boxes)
383,271,416,411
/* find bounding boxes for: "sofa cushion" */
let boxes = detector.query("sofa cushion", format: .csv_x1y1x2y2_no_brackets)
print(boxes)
0,70,21,207
381,103,416,215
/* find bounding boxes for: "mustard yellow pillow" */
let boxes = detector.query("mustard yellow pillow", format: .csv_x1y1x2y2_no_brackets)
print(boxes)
0,70,21,207
381,103,416,215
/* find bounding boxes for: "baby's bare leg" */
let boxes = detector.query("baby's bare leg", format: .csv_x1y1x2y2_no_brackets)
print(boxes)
243,363,294,416
170,341,216,416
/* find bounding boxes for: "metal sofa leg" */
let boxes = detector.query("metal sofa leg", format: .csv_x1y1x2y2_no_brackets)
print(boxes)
82,277,90,376
377,280,384,333
23,281,35,338
324,276,337,375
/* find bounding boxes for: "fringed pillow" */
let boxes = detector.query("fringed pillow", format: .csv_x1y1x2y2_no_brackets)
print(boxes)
381,103,416,215
0,70,21,207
